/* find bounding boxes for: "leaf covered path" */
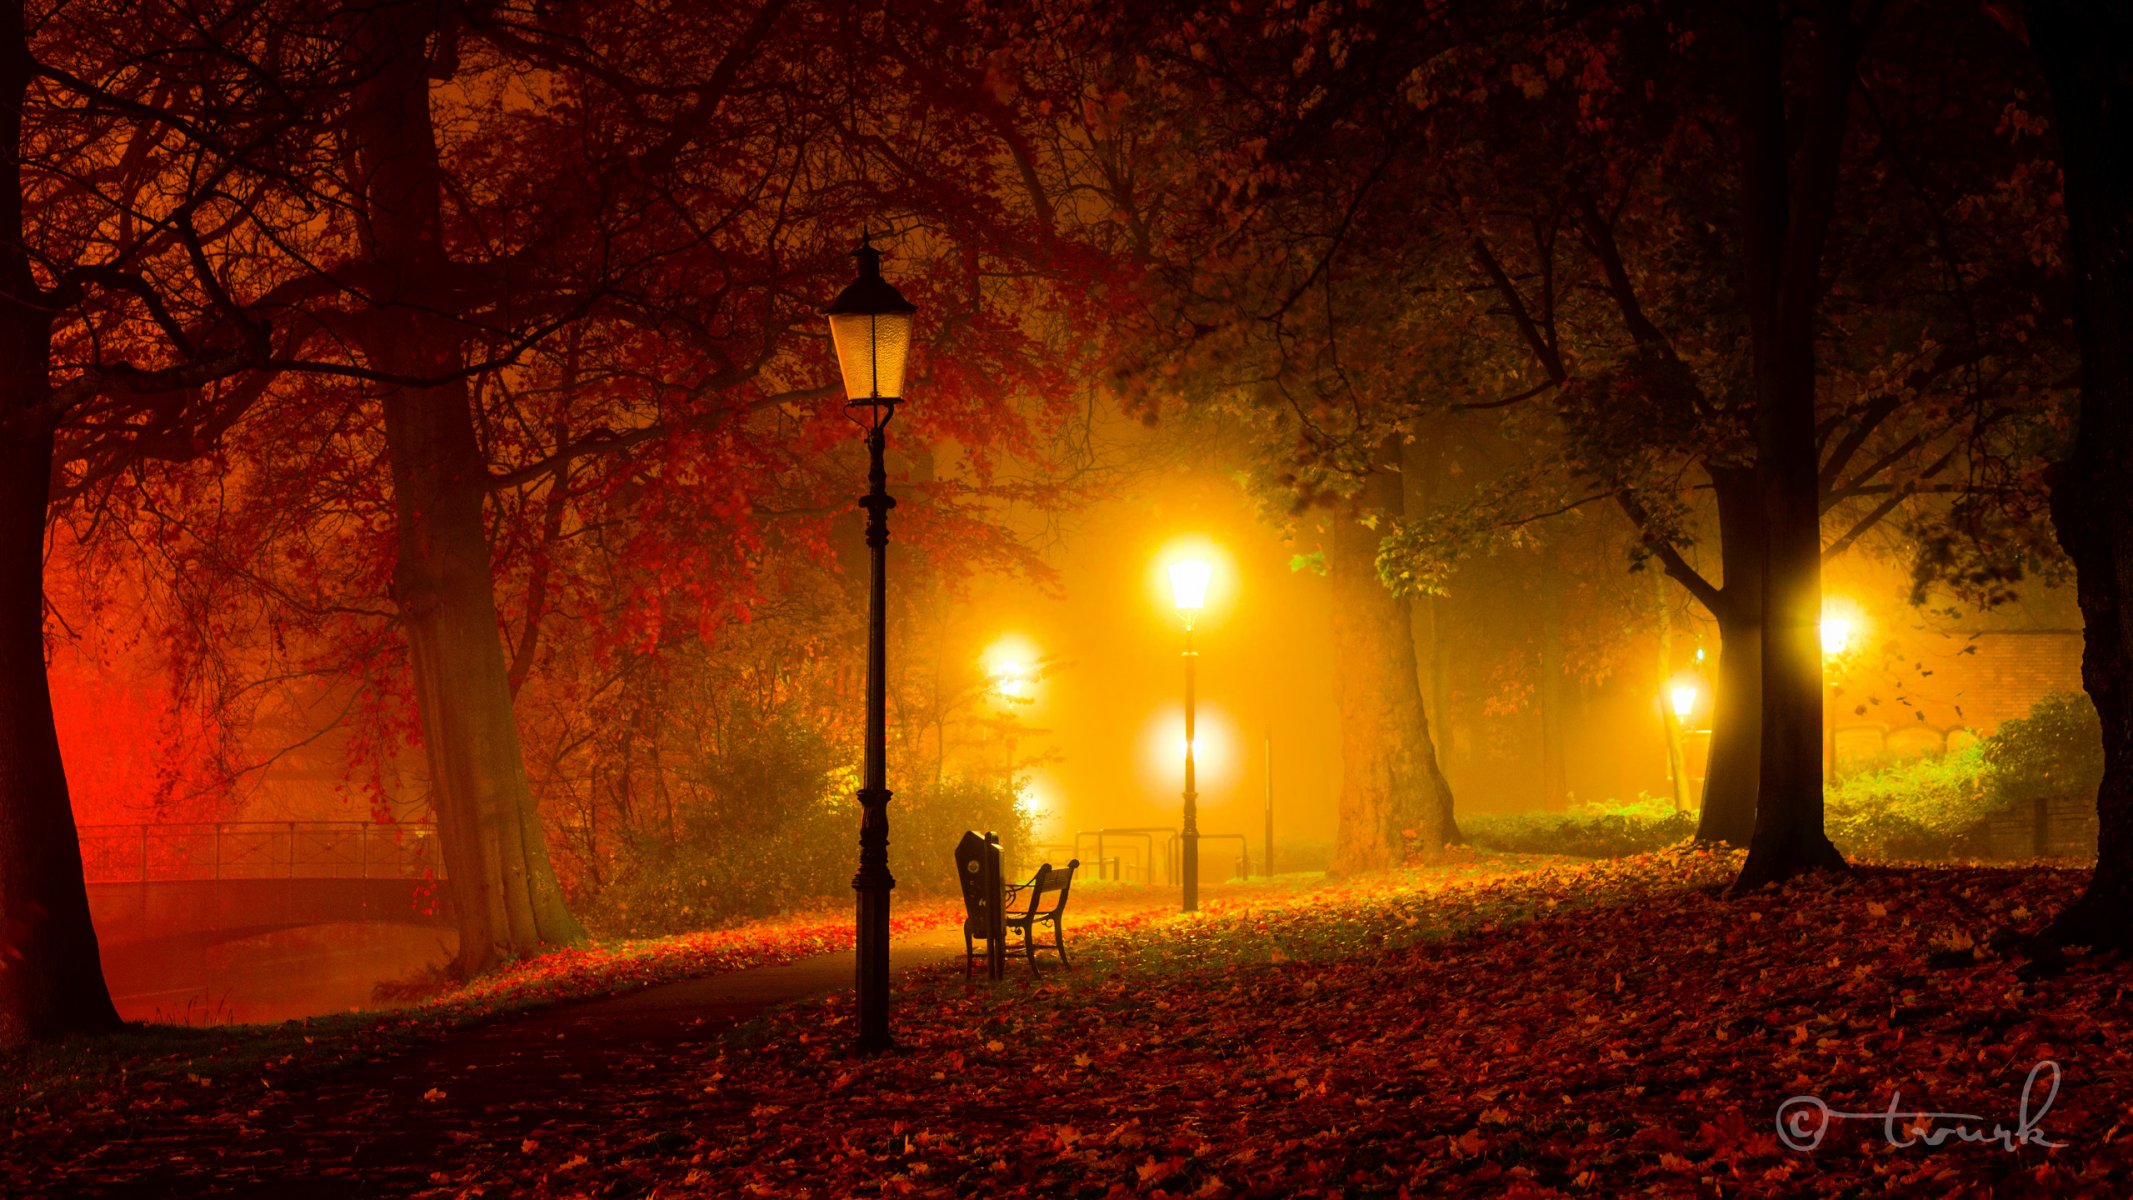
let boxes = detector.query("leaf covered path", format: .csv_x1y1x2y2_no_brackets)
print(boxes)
178,928,975,1196
12,851,2133,1197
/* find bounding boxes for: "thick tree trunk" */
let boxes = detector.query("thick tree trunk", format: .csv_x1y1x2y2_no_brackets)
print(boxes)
1695,468,1764,846
1401,436,1462,843
0,6,120,1043
351,3,582,972
0,422,121,1042
1698,611,1763,845
1328,453,1456,874
1731,0,1851,887
2027,0,2133,949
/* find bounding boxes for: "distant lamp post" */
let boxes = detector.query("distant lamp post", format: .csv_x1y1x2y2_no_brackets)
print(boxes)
1668,679,1700,722
825,231,917,1055
1819,598,1865,781
1819,609,1856,658
1663,674,1701,813
1168,556,1212,913
985,639,1037,792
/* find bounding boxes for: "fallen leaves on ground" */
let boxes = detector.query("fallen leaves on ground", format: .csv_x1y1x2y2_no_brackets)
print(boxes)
4,901,963,1118
13,849,2133,1198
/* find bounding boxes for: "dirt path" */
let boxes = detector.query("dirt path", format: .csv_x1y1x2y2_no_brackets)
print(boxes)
53,928,979,1197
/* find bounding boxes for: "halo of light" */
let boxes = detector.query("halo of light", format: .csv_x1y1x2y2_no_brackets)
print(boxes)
1820,599,1863,658
1150,536,1235,624
1140,705,1237,793
1668,679,1700,720
982,635,1039,703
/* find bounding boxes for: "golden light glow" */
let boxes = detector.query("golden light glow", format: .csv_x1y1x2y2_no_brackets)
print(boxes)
1169,558,1212,613
1820,599,1862,658
982,635,1039,704
1141,707,1235,788
1151,537,1233,623
1014,779,1046,819
1668,678,1699,720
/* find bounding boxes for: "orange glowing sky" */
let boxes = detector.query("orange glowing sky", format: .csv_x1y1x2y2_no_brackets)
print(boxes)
949,442,1343,864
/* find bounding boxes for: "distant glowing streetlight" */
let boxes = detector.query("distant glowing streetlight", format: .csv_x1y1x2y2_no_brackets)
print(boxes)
1162,549,1216,913
985,638,1037,705
1662,673,1702,813
1169,559,1212,615
1820,601,1861,659
1669,679,1700,721
1819,597,1865,780
983,637,1037,795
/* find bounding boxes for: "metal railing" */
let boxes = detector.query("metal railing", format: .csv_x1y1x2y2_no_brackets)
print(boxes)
1076,827,1177,883
77,822,445,884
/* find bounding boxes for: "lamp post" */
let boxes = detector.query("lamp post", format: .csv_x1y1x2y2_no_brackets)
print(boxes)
988,643,1036,793
825,232,917,1054
1168,557,1211,912
1819,602,1857,783
1664,676,1699,813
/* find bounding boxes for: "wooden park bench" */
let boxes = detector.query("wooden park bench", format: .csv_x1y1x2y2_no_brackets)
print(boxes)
956,830,1080,980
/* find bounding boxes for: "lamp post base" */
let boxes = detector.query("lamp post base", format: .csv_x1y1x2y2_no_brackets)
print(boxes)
854,787,895,1054
1181,816,1199,913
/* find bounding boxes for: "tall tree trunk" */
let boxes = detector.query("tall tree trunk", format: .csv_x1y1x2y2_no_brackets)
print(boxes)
1732,0,1853,887
1695,467,1764,845
2028,0,2133,949
0,5,120,1043
351,2,582,972
1328,451,1456,874
1401,435,1462,843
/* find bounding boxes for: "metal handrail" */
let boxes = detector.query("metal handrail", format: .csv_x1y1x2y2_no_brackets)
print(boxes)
1195,833,1253,882
75,821,445,884
1076,827,1178,883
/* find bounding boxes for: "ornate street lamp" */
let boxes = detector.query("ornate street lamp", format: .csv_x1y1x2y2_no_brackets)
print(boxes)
826,232,917,1054
1168,556,1211,913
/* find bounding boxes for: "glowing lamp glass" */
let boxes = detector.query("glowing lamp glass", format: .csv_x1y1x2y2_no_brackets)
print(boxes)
1820,611,1855,657
827,311,913,401
1169,559,1212,613
1669,683,1698,720
824,237,918,403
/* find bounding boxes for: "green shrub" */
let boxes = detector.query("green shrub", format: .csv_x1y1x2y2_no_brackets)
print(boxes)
1983,691,2104,807
1462,795,1696,859
1824,742,1990,858
1820,693,2102,858
577,715,1028,937
1461,693,2103,864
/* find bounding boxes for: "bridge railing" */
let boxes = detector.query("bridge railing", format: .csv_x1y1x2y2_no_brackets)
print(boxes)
77,822,446,883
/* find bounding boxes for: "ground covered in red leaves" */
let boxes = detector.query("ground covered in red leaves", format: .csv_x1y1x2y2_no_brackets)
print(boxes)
12,849,2133,1197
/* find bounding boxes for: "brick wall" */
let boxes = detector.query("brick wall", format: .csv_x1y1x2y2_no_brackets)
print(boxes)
1828,629,2085,765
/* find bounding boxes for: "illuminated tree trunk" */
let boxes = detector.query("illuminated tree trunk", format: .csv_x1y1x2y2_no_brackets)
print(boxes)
1329,453,1456,874
350,4,582,972
1732,0,1852,888
1695,469,1764,846
0,8,120,1041
2028,0,2133,950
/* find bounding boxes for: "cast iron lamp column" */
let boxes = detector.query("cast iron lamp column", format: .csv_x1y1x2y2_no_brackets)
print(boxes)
825,233,917,1054
1169,558,1211,912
